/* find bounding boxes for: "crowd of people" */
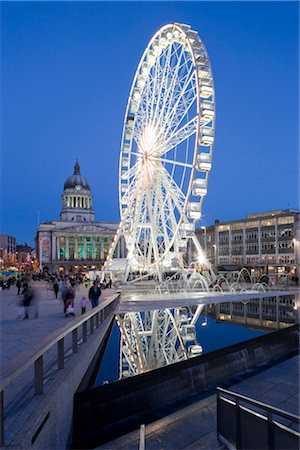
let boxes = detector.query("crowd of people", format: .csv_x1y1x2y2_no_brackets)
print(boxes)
2,272,113,320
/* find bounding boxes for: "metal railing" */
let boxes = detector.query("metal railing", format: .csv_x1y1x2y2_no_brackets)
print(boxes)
217,387,300,449
0,293,120,447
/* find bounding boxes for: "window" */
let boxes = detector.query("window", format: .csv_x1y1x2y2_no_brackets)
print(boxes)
278,241,294,249
261,242,275,251
278,227,294,238
246,230,258,240
232,233,243,241
278,216,294,225
261,228,275,239
246,244,258,252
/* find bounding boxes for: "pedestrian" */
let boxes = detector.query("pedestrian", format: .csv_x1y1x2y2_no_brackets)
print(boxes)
80,296,88,314
53,280,59,299
22,282,33,319
61,279,68,313
88,280,101,308
16,278,22,295
108,278,112,289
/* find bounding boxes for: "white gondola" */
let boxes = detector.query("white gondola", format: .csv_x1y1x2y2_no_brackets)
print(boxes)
180,222,195,237
200,85,213,99
187,202,201,220
202,109,215,121
192,178,207,196
196,153,212,171
188,345,203,356
121,157,129,167
181,324,196,342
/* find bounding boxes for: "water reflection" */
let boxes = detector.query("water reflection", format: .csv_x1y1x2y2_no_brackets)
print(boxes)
116,305,205,378
96,294,297,384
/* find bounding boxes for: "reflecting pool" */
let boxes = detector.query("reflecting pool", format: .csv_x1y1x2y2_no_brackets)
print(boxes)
94,294,296,386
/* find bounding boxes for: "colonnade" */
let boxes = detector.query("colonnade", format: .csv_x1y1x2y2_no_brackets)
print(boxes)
64,195,92,209
54,235,121,261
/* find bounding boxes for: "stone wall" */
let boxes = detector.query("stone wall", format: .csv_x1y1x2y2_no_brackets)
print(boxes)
72,324,299,449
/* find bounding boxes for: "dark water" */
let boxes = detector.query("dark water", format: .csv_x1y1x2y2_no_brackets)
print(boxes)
94,295,296,386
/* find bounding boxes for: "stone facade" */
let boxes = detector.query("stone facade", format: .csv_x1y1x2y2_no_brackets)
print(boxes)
35,162,125,273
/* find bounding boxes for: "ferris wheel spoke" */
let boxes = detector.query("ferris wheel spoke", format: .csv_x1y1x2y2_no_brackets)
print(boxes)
159,158,193,169
161,62,196,130
162,85,197,143
155,45,187,127
157,116,197,157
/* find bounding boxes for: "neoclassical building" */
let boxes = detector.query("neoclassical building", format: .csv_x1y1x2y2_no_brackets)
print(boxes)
35,161,125,273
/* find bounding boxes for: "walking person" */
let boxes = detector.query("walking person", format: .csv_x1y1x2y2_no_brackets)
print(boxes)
22,282,32,319
53,280,59,299
61,279,68,313
80,296,88,315
16,278,22,295
88,281,101,308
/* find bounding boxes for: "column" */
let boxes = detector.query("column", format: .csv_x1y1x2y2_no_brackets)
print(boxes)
51,235,56,261
65,237,69,260
83,237,87,260
57,237,60,260
92,238,95,260
75,237,78,260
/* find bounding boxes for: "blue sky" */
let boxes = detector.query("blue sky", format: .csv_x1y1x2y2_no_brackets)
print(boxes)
1,1,299,245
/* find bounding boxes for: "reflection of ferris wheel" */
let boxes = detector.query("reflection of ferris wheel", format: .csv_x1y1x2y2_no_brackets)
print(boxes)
116,305,204,379
106,23,215,282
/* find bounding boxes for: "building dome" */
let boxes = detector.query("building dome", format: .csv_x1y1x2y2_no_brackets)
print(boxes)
63,161,91,191
60,160,95,223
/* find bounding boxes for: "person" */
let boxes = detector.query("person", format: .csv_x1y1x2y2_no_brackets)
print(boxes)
53,281,59,299
80,296,88,315
107,278,112,289
88,281,101,308
22,282,33,319
65,300,75,317
65,284,75,316
61,279,68,313
16,278,22,295
102,279,107,289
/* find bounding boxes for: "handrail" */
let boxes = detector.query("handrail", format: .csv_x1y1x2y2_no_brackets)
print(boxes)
217,386,300,450
217,387,300,423
0,293,120,447
0,294,119,392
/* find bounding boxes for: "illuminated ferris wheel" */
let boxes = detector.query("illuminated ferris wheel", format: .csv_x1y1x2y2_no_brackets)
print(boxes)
106,23,215,282
116,305,205,378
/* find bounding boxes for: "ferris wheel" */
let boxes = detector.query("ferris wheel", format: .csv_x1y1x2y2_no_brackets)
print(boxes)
116,305,205,379
106,23,215,282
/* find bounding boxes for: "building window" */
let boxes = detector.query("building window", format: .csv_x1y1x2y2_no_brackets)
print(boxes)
261,229,275,239
246,230,258,240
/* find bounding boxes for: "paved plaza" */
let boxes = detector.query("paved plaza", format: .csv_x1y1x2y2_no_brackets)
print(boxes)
0,281,114,368
98,355,299,449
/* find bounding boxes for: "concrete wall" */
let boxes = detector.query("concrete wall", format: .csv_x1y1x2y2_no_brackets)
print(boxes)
73,324,299,449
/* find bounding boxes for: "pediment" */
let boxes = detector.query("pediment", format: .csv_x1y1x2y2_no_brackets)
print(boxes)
53,223,117,234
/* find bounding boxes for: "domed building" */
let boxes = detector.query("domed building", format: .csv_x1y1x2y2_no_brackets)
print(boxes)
35,161,125,273
60,160,95,223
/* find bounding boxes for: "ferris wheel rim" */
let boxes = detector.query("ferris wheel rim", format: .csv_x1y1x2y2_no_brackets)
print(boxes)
118,22,215,266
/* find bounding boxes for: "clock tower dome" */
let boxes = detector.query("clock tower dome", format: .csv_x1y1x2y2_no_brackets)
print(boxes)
60,160,95,222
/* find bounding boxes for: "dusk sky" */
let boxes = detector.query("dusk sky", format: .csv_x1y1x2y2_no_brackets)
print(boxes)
1,1,299,246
